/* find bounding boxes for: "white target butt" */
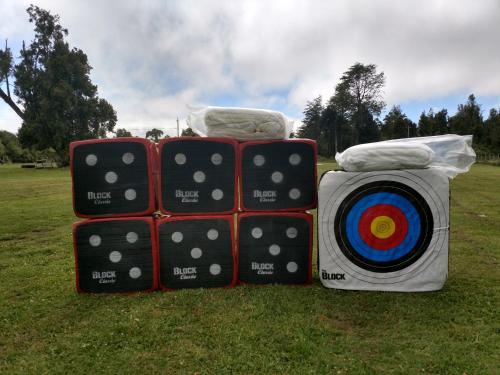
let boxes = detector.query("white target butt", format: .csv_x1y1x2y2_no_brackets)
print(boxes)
318,169,449,292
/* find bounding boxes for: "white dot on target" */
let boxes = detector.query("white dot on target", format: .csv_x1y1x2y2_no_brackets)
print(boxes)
286,227,298,238
211,189,224,200
109,251,122,263
191,247,202,259
289,188,301,200
271,171,284,184
124,189,136,201
175,153,186,165
105,171,118,184
269,244,281,256
85,154,97,166
253,154,265,166
122,152,135,165
193,171,206,183
89,235,101,247
126,232,138,244
129,267,142,279
289,153,301,165
171,231,183,243
207,229,219,240
211,153,223,165
209,263,221,275
287,262,298,273
251,227,263,239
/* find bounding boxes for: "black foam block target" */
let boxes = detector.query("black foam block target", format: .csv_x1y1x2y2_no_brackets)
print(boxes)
70,138,156,218
159,138,237,215
73,217,157,293
239,140,317,211
157,216,236,290
238,213,313,285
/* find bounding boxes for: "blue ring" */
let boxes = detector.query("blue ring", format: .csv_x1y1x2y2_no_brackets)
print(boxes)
345,192,421,262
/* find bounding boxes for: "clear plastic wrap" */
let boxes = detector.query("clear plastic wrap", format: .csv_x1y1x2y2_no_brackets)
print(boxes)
188,106,293,141
335,141,434,172
335,135,476,178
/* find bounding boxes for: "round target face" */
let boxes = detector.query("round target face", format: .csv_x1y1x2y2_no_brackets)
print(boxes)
334,181,434,273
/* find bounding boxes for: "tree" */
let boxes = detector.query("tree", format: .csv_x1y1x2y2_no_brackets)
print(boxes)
418,110,433,136
449,94,483,141
181,127,198,137
0,130,32,162
484,108,500,152
382,106,417,139
431,109,449,135
115,128,132,137
331,63,385,144
297,96,323,140
319,102,343,155
0,140,6,161
353,105,381,144
0,40,22,119
297,96,349,155
0,5,116,163
145,128,164,142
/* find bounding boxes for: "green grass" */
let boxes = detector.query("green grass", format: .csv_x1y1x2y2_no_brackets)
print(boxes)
0,163,499,374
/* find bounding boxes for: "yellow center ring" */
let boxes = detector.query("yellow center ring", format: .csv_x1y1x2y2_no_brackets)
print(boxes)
370,216,396,239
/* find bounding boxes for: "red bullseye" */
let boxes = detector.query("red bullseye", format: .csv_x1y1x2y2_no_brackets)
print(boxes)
358,204,408,250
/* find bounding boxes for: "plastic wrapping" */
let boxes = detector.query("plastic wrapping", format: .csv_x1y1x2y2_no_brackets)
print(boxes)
335,135,476,178
188,106,293,141
335,141,434,172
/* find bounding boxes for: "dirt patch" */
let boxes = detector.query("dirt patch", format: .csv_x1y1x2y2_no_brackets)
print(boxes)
319,314,356,334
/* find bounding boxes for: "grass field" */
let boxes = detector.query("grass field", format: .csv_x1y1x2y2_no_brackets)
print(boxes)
0,163,499,374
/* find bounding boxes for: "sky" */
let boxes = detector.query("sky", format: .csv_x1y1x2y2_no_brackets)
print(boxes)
1,0,500,136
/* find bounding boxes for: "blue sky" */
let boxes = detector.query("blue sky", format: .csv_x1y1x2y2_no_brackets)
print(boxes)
1,0,499,136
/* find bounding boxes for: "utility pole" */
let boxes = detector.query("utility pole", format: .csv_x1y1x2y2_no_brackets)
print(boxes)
176,117,180,137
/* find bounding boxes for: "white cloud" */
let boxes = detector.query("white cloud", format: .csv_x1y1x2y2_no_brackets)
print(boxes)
0,0,499,134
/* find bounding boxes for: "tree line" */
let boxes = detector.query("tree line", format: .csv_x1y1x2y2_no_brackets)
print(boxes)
0,125,199,163
298,63,500,156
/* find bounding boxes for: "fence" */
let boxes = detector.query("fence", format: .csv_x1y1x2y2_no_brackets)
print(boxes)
476,153,500,162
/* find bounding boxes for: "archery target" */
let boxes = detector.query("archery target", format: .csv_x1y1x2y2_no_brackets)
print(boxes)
157,215,236,290
237,212,313,285
70,138,156,218
73,217,158,293
158,138,237,215
239,139,317,211
319,169,449,292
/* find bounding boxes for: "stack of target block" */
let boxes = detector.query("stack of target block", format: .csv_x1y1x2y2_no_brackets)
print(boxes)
236,139,317,286
70,138,159,293
156,138,238,290
157,137,317,289
70,136,317,293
